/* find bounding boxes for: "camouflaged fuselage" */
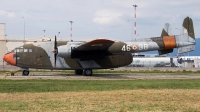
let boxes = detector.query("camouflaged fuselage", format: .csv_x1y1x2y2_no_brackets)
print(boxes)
15,41,133,69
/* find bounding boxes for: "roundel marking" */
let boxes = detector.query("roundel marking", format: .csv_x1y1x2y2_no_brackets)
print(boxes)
132,45,138,50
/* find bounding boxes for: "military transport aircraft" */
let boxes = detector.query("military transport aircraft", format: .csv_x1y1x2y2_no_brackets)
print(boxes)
3,17,195,76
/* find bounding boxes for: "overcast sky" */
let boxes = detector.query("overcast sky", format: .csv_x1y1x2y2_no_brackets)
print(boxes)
1,0,200,41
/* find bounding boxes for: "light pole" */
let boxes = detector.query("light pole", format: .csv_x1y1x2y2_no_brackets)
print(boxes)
43,30,46,37
58,32,60,37
22,17,25,43
69,21,73,41
133,4,138,41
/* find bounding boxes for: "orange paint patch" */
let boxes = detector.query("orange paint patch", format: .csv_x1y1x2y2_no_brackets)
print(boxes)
163,36,176,49
3,52,16,66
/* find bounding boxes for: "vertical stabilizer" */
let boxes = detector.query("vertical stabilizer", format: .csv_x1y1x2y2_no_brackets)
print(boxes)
161,23,173,37
158,23,173,55
177,17,195,54
182,17,195,40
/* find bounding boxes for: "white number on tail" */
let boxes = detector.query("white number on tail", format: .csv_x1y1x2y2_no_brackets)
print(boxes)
121,45,126,51
121,45,131,51
139,44,148,50
122,44,148,51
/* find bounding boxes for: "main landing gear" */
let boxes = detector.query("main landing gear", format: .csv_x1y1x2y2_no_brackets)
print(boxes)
75,69,93,76
75,70,83,75
84,69,93,76
22,70,29,76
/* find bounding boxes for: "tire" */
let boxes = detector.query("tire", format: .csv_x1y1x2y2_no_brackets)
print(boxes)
11,73,14,76
75,70,83,75
84,69,92,76
23,70,29,76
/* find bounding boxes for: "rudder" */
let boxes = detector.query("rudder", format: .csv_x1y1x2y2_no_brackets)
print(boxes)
182,16,195,40
177,16,195,54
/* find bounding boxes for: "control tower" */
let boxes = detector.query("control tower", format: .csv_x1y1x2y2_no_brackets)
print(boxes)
0,23,6,65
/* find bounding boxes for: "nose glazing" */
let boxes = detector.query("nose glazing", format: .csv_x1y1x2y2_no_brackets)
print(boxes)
3,52,16,66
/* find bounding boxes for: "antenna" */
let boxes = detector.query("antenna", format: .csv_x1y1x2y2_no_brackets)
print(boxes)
69,21,73,41
133,4,138,41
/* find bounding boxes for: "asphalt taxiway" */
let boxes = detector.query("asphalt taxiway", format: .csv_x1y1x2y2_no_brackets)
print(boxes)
1,72,200,80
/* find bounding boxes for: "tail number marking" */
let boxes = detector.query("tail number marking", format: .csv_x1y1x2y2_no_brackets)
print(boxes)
122,44,148,51
139,44,148,50
122,45,131,51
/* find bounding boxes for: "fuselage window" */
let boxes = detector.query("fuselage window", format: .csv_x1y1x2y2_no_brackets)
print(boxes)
24,49,28,52
29,49,33,52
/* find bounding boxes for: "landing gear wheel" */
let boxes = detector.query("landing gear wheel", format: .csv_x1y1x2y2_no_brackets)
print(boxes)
75,70,83,75
84,69,92,76
22,70,29,76
11,73,14,76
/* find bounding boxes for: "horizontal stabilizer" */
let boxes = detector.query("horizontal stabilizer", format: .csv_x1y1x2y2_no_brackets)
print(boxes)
158,49,173,55
178,45,195,54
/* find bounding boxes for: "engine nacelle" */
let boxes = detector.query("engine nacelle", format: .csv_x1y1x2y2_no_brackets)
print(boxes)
57,41,83,58
57,45,71,57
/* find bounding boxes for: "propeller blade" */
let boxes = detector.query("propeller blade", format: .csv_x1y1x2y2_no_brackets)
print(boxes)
54,35,57,49
54,53,57,68
54,35,58,68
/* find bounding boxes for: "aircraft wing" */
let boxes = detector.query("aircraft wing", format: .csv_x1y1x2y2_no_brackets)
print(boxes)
69,38,115,60
74,38,115,51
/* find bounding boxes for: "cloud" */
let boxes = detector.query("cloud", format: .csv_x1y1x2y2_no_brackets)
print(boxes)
0,10,16,18
0,10,7,16
93,9,123,25
7,12,16,18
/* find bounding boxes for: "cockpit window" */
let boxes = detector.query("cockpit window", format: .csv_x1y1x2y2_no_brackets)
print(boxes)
11,49,16,52
19,49,23,52
24,49,28,52
16,49,23,52
14,48,34,53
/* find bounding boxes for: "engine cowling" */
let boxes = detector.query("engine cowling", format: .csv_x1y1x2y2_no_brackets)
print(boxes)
57,45,71,57
57,42,83,58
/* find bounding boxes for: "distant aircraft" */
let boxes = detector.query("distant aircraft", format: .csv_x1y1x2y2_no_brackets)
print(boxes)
3,17,196,76
178,56,200,61
129,56,179,67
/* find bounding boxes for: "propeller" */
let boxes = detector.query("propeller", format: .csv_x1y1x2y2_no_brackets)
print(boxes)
53,35,58,68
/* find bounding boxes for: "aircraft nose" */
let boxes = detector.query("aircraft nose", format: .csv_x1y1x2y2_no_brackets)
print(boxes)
3,52,16,66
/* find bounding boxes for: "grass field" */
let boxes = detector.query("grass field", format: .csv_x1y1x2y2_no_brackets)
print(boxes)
0,79,200,111
0,79,200,93
1,90,200,111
